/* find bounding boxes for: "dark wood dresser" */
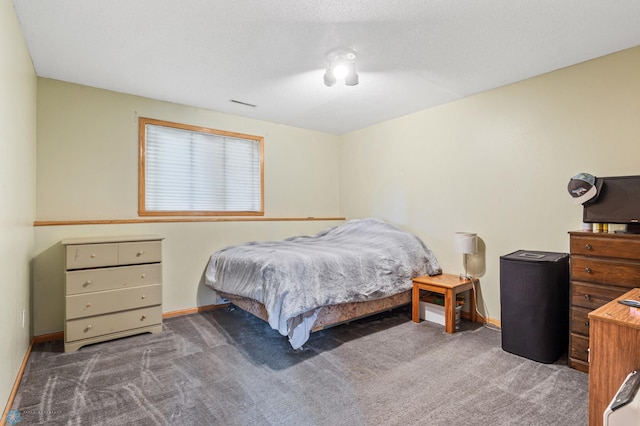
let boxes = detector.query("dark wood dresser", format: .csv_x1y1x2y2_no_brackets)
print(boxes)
588,288,640,426
568,231,640,373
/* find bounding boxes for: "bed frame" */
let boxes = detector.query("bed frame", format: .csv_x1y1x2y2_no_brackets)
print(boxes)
218,290,411,333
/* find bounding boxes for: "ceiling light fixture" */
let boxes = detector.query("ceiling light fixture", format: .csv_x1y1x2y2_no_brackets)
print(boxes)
323,48,359,87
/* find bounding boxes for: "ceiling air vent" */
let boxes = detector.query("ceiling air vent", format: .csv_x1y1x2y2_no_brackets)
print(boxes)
229,99,256,108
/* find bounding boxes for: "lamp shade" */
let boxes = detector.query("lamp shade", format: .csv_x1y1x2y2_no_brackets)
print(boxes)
454,232,477,254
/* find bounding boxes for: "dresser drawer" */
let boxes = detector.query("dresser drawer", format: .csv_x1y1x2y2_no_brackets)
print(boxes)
571,306,591,336
571,256,640,287
66,264,162,295
66,284,162,320
571,235,640,260
118,241,162,265
65,240,162,270
571,282,627,310
65,305,162,343
66,243,118,270
570,333,590,363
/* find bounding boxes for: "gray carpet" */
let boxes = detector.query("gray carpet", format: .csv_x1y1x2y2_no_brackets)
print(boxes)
12,307,588,425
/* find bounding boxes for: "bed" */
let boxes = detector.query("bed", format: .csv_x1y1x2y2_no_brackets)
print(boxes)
204,218,441,349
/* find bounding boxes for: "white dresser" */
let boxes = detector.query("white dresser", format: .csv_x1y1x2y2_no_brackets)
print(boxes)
61,235,163,352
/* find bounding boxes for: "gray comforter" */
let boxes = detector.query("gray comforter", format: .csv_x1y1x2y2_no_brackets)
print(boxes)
204,218,441,348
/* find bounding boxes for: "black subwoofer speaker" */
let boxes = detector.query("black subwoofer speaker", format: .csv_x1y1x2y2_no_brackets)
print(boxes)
500,250,569,364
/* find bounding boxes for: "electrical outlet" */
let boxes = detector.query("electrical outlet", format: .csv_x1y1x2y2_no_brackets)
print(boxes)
22,309,25,327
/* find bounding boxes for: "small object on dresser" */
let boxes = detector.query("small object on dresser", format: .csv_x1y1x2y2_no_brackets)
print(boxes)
618,299,640,308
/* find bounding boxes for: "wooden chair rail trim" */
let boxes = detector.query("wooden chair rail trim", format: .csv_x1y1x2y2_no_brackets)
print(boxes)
33,217,345,226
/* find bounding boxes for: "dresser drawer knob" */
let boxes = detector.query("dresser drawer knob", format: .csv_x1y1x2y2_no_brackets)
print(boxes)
141,274,146,279
83,280,92,287
584,294,592,301
585,267,592,273
90,254,96,258
585,320,589,327
85,325,93,331
141,295,146,299
141,315,147,321
86,303,92,308
136,251,145,257
585,244,592,250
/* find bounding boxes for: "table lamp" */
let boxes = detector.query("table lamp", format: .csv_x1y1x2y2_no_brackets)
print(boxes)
454,232,477,279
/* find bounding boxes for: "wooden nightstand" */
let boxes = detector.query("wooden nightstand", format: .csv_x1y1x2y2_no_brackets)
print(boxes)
412,273,476,333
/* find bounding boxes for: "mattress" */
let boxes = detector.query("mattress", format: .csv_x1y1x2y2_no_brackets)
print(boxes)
204,217,441,348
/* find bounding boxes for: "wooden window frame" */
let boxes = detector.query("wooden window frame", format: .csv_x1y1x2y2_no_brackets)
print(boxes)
138,117,264,217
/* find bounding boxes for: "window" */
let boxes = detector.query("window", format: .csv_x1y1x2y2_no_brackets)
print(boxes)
139,117,264,216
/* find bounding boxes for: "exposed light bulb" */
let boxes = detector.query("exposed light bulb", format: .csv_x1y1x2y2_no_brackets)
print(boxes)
345,70,359,86
323,69,336,87
333,64,349,80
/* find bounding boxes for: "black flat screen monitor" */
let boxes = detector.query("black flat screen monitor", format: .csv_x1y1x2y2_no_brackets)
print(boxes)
583,175,640,232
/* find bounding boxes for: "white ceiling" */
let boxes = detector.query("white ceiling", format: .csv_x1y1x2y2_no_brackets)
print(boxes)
12,0,640,135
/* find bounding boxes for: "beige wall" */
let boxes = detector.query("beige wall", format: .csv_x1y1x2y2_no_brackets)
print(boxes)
340,46,640,321
33,80,343,335
1,0,37,411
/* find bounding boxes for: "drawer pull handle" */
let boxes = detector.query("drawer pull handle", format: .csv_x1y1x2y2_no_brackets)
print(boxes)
585,267,592,273
85,325,93,331
585,321,589,327
86,303,92,308
141,295,146,299
585,244,592,250
137,251,145,257
84,280,92,287
141,315,147,321
141,274,146,279
584,294,592,301
90,254,96,258
585,348,589,354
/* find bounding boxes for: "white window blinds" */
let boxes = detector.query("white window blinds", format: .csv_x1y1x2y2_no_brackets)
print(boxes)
141,119,263,215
